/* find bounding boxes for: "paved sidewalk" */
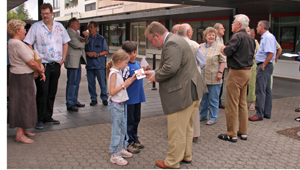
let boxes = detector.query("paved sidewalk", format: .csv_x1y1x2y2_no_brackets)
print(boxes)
7,56,300,169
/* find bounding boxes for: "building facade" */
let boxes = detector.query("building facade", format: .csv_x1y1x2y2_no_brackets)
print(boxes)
52,0,300,79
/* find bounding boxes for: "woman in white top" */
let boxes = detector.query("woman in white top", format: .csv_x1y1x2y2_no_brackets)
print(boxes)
7,19,45,144
106,49,136,166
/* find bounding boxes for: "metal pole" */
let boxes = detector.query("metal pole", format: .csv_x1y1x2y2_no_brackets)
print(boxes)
151,54,157,90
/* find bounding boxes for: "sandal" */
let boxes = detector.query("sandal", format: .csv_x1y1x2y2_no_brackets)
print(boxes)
295,108,300,112
218,134,237,143
295,117,300,122
24,131,35,137
206,119,217,126
15,135,34,144
249,103,255,111
237,131,247,140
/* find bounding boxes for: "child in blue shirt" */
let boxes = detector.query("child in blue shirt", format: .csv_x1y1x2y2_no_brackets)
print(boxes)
122,41,148,153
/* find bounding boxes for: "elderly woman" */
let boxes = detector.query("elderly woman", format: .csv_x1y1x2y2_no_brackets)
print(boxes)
247,28,259,110
197,27,226,125
7,19,45,144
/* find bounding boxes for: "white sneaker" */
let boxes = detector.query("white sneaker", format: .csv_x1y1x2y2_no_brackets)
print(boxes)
119,148,133,158
110,155,128,166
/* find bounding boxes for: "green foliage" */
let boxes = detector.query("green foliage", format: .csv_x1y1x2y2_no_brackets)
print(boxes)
7,10,18,20
7,3,32,20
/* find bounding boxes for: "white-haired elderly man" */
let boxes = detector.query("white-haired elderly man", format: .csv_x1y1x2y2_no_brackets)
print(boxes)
178,23,202,143
219,14,256,143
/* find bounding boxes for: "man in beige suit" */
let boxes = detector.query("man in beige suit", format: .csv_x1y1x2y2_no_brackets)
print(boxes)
65,17,89,112
145,21,207,169
178,23,201,143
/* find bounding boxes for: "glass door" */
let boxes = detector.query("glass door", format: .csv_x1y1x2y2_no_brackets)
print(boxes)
131,22,146,56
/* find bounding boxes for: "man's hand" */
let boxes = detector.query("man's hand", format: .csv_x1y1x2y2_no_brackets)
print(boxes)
82,31,89,37
261,65,265,71
144,70,155,78
60,60,64,65
149,74,156,83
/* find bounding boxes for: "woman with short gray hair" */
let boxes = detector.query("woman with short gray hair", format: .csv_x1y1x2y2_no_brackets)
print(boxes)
7,19,45,144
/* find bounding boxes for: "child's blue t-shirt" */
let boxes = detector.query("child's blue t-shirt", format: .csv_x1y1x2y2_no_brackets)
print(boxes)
122,61,146,105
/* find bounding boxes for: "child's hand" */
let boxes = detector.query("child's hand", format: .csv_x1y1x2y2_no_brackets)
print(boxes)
146,65,151,70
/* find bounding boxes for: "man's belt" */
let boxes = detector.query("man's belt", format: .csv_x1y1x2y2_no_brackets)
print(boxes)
230,67,251,70
257,62,271,66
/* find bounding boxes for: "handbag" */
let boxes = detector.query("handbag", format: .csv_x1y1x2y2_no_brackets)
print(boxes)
33,50,42,79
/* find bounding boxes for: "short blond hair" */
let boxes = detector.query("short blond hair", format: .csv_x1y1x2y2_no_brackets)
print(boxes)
7,19,26,37
203,27,217,42
145,21,168,37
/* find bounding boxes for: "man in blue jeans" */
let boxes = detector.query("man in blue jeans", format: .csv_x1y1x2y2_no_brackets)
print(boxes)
85,21,109,106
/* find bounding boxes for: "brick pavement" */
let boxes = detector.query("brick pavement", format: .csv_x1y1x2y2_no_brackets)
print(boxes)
7,56,300,169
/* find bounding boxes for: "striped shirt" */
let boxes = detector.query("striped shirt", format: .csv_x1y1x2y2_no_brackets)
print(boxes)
200,41,226,85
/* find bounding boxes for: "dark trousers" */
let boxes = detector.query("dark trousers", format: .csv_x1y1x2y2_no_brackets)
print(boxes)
66,64,81,108
126,103,141,145
219,68,226,105
35,63,61,122
255,63,273,119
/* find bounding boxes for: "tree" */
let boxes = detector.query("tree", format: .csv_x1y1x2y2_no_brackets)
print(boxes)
7,10,18,20
7,3,32,20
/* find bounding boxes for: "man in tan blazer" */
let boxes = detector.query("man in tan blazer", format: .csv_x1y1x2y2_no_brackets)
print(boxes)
65,17,89,112
145,21,207,169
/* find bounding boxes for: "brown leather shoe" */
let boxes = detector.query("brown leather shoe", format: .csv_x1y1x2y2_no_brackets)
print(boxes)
156,160,179,169
249,115,263,121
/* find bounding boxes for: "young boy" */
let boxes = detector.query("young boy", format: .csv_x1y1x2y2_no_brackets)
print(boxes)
122,41,148,154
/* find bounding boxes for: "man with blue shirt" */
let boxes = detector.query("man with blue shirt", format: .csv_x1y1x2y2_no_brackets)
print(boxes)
249,20,277,121
24,3,71,129
85,21,109,106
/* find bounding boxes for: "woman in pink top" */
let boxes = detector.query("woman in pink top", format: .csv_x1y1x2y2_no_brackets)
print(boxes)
7,19,45,144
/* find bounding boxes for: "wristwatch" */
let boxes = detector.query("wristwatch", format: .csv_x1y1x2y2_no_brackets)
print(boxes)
121,84,126,90
261,64,265,69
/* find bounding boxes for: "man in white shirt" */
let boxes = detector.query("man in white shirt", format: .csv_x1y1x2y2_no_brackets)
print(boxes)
214,23,226,109
24,3,70,130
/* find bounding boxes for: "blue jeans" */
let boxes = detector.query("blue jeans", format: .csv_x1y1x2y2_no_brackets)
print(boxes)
108,101,127,153
86,68,108,101
66,64,81,108
200,84,222,121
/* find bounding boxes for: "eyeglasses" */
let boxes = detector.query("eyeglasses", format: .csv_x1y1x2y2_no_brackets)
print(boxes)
41,13,51,16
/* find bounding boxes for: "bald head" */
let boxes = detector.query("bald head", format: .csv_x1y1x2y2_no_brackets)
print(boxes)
171,24,180,34
179,23,193,39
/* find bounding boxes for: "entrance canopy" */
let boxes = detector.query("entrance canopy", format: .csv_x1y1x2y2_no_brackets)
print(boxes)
7,0,28,11
115,0,300,15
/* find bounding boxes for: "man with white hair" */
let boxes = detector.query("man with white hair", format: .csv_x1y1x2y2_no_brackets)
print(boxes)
249,20,277,121
178,23,201,143
219,14,255,143
214,23,226,109
171,24,180,34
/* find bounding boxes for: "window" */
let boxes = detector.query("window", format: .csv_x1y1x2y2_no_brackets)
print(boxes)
85,3,96,12
53,0,60,9
54,12,60,18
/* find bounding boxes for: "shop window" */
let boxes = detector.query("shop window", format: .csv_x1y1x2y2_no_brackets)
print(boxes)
103,23,126,47
272,15,300,60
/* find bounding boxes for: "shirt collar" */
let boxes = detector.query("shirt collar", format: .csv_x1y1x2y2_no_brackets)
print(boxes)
163,32,170,45
261,30,270,38
204,42,213,48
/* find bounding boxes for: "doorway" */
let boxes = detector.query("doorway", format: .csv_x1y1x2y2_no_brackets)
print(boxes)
131,22,146,57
